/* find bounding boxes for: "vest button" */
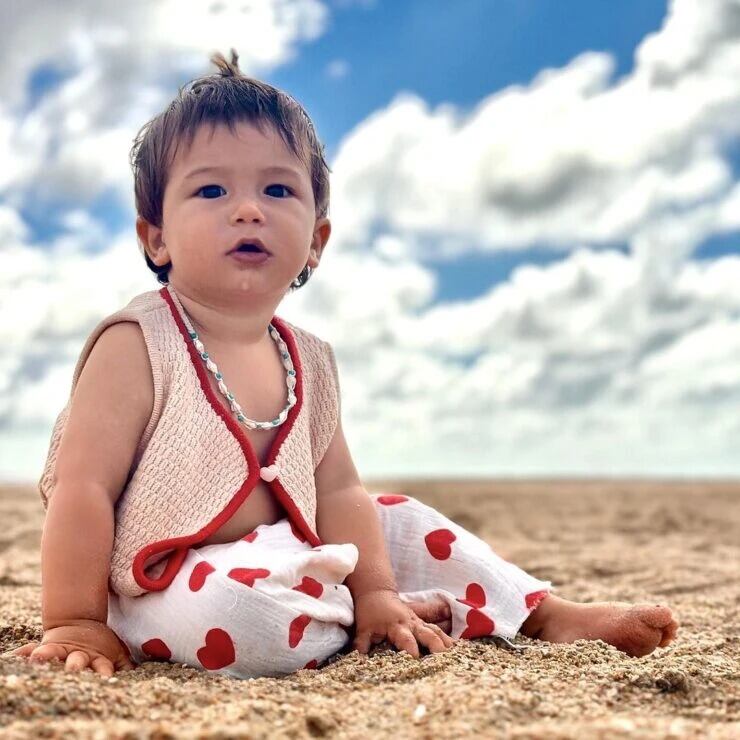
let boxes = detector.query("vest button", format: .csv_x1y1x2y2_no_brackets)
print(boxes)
259,464,280,482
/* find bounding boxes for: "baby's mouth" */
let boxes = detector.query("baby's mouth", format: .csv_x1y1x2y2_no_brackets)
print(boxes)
228,238,271,255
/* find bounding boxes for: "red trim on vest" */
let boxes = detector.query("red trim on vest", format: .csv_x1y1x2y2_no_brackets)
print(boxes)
130,287,322,593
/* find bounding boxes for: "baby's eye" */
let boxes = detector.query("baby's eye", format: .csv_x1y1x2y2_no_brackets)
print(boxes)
195,184,293,199
265,183,293,198
196,184,225,199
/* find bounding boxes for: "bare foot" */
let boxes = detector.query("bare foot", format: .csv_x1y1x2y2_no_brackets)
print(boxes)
520,594,679,658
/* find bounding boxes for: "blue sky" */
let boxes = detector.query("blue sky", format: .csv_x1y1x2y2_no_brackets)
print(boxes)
284,0,670,152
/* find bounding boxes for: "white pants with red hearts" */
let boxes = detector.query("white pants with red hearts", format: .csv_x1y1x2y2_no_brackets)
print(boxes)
107,493,552,679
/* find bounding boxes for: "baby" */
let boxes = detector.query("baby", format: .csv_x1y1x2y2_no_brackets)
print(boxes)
4,50,678,680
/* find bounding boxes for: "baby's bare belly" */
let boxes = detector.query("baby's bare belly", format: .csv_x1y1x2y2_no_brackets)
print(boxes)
199,481,288,545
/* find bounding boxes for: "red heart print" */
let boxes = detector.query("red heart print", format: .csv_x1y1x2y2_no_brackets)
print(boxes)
141,638,171,661
425,528,456,560
525,590,549,611
289,615,312,648
303,659,318,670
227,567,271,587
457,582,486,609
242,531,259,543
376,494,409,505
293,576,324,598
290,520,308,543
197,628,236,670
189,561,216,592
460,608,495,639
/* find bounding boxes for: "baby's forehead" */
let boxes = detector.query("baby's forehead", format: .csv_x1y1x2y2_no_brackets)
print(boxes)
168,122,308,182
177,121,299,162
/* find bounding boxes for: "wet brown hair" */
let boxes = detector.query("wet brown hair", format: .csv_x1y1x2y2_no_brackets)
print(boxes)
130,48,331,289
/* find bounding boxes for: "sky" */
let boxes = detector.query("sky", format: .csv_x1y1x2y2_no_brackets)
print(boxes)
1,0,740,482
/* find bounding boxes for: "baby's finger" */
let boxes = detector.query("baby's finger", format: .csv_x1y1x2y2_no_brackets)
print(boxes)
352,631,373,655
91,656,115,677
436,619,453,636
116,658,137,672
415,623,450,654
2,642,39,658
427,622,455,648
430,623,456,649
65,650,91,672
30,644,66,663
389,624,420,659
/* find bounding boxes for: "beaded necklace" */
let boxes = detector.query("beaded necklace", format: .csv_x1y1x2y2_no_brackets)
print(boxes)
165,283,297,431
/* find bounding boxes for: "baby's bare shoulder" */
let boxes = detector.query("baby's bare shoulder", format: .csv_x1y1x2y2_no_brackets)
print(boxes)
53,322,154,506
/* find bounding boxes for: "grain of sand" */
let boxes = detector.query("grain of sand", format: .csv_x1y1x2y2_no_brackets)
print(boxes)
1,479,739,739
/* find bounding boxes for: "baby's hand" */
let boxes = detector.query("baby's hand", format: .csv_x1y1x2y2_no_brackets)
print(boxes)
351,589,455,658
2,619,137,677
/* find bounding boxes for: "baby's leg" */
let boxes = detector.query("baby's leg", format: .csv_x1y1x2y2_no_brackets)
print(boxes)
107,519,358,679
370,494,678,657
370,493,553,642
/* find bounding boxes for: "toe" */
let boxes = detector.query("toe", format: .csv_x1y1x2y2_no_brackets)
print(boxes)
637,604,675,630
612,607,674,657
658,618,680,647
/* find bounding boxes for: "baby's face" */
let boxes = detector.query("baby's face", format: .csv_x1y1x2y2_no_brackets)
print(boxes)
151,120,326,302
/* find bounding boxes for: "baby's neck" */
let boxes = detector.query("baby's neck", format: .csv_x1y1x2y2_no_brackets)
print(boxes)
169,282,279,349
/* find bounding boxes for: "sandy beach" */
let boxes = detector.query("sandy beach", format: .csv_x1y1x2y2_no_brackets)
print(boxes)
1,478,738,738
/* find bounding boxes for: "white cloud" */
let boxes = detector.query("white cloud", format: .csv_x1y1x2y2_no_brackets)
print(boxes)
2,0,740,482
328,0,740,262
282,240,740,477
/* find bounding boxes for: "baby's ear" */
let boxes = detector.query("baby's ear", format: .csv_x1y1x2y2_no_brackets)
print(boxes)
309,218,331,268
136,216,169,266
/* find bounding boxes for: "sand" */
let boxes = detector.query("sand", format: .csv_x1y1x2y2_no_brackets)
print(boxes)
1,479,739,739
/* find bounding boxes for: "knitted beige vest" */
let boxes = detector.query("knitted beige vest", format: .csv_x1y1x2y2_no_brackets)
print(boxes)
38,287,340,597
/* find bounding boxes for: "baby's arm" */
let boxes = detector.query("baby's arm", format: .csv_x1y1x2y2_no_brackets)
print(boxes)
314,416,455,657
314,416,398,598
13,322,154,675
